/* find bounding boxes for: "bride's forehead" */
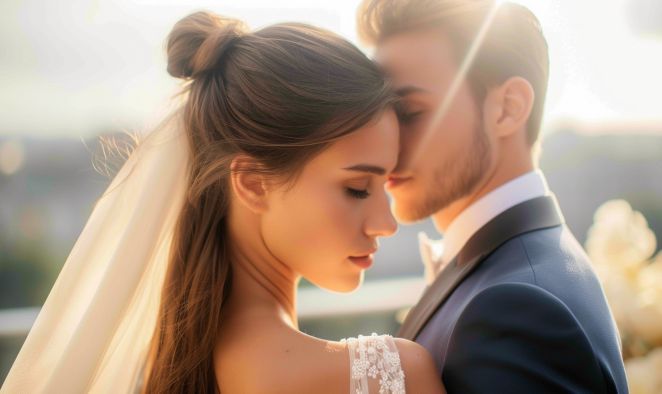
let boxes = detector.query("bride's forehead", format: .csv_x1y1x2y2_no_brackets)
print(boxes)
314,113,399,165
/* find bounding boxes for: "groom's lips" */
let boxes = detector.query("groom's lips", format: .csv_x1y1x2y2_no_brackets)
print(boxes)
386,175,412,189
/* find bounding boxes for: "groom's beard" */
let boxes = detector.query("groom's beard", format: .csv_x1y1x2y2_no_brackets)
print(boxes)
407,121,492,222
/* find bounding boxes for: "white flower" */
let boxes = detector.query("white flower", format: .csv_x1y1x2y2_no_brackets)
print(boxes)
586,200,661,343
586,200,656,269
629,256,662,345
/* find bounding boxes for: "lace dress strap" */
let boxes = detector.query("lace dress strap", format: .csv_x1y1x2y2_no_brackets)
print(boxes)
340,333,406,394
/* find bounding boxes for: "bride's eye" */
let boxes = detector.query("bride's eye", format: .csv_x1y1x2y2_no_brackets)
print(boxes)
398,111,422,124
395,102,423,125
346,187,370,199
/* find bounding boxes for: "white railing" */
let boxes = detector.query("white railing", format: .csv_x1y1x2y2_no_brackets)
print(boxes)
0,277,426,337
297,276,425,319
0,307,41,337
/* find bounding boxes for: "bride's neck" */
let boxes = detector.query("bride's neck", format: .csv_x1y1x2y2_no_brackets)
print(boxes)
230,248,300,328
225,216,300,329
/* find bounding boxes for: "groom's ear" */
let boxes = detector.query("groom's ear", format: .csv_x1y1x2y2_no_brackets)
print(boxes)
230,155,271,214
484,76,535,139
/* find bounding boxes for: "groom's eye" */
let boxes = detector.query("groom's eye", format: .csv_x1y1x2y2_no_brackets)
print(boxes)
346,187,371,199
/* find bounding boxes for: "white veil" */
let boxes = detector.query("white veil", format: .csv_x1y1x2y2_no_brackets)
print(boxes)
1,109,190,393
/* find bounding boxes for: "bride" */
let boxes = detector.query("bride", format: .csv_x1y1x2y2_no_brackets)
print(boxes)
2,11,444,394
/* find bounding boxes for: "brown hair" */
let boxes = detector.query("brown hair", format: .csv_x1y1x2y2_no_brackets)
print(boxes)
141,11,396,394
358,0,549,143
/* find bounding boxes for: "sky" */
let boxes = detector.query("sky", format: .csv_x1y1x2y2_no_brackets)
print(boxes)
1,0,661,137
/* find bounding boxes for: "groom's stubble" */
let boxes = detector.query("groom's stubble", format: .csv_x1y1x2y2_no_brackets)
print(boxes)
393,119,492,223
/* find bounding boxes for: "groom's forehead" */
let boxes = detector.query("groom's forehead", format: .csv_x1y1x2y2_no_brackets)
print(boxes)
375,31,460,91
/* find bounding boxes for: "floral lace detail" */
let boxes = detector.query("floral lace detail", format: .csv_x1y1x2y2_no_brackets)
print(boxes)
340,333,406,394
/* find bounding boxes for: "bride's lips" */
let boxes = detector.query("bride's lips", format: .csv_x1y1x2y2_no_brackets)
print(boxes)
385,175,412,190
348,253,375,269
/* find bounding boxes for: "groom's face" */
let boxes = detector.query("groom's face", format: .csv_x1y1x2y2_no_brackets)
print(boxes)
377,29,493,223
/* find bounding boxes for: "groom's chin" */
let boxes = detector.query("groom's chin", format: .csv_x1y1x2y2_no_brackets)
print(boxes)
390,199,431,224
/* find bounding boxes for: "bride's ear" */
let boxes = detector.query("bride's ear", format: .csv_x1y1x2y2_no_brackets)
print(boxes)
230,155,271,214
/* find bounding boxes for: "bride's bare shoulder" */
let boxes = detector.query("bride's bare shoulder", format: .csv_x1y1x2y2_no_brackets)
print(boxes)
392,338,446,394
214,324,349,394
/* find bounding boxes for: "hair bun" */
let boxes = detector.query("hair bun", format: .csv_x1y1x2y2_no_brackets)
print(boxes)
166,11,248,79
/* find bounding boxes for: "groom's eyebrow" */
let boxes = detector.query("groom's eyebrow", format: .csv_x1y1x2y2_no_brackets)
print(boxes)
343,164,386,176
395,85,427,96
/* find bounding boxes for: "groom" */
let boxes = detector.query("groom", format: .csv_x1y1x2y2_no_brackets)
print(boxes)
358,0,629,392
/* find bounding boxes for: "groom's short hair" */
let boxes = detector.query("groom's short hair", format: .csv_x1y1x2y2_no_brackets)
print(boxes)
358,0,549,144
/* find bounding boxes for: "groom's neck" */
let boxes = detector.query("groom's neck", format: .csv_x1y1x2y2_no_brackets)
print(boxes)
432,155,536,235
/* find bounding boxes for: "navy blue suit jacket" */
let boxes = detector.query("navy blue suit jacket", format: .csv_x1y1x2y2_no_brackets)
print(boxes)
398,196,628,393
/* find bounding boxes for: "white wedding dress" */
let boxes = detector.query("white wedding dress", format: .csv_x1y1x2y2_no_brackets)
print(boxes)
341,333,406,394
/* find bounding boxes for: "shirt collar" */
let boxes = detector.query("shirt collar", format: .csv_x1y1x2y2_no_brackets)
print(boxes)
419,170,550,268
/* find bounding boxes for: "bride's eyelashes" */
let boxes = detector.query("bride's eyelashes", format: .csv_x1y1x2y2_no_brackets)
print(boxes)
398,110,423,124
346,187,371,199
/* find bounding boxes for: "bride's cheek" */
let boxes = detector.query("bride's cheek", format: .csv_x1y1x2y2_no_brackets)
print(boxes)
307,192,347,252
264,187,339,266
305,193,351,257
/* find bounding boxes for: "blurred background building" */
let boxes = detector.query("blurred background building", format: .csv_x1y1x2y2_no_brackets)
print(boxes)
1,0,661,390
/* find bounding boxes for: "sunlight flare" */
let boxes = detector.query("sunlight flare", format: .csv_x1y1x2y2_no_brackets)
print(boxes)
409,1,503,166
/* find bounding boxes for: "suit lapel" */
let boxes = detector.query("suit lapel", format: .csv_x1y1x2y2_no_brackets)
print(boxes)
397,195,565,340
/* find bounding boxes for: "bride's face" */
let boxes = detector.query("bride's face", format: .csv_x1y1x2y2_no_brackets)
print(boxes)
262,109,399,292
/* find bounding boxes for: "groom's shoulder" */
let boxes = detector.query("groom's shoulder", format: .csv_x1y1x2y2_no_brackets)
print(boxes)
515,223,590,268
444,284,617,392
487,224,599,287
458,282,581,328
450,282,596,362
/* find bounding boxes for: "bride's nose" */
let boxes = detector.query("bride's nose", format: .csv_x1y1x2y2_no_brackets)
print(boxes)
364,193,397,238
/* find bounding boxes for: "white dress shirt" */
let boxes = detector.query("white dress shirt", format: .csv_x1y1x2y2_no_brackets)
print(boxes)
419,170,551,283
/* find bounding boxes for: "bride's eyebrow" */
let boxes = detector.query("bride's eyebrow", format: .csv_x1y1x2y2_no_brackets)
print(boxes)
395,85,428,97
343,164,386,176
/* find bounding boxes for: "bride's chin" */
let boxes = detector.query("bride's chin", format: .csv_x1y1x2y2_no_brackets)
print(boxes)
318,273,364,294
